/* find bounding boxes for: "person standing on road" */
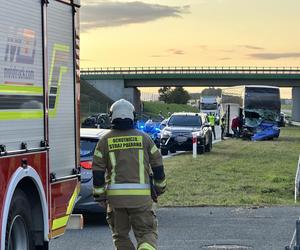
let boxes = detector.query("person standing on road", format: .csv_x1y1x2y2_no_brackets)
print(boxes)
92,99,167,250
208,113,216,140
158,111,164,121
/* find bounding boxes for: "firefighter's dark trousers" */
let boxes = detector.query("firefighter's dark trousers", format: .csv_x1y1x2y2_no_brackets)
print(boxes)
106,204,158,250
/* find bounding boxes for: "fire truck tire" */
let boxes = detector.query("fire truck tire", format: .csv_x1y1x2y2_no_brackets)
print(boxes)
5,189,34,250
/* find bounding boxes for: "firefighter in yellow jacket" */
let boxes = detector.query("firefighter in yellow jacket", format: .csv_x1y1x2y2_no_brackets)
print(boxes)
92,99,166,250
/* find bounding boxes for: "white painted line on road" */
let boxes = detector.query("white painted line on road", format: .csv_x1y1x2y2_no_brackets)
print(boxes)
213,139,222,144
163,151,185,159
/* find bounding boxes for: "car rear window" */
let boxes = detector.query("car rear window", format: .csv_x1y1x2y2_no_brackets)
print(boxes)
168,115,201,127
80,138,99,158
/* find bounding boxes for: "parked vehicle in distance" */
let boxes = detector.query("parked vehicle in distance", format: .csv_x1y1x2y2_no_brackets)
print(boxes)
199,96,221,124
74,128,108,213
160,119,168,130
221,85,281,140
136,119,161,147
82,113,111,129
160,112,212,155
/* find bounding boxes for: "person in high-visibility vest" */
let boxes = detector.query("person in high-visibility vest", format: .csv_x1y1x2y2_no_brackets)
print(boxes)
92,99,166,250
208,113,216,140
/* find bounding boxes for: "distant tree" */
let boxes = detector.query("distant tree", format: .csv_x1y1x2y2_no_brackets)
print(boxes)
189,93,201,100
158,87,172,102
159,87,190,104
168,87,190,104
201,87,222,97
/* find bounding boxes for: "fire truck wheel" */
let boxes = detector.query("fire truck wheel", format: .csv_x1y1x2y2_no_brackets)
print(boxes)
5,189,34,250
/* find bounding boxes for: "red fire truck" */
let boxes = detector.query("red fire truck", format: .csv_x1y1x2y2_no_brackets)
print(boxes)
0,0,80,249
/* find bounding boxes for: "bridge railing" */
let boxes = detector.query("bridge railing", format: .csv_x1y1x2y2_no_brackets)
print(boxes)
81,66,300,75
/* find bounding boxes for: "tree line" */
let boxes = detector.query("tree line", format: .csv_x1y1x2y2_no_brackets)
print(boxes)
158,87,222,104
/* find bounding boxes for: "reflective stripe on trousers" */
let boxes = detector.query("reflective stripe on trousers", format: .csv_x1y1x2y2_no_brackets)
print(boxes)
138,242,156,250
107,183,150,196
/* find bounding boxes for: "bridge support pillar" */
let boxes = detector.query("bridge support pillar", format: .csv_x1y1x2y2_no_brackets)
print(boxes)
292,87,300,122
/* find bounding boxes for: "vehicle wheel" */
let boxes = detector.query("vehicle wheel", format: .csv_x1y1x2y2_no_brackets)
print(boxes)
170,147,176,154
197,145,205,154
161,148,168,156
5,189,34,250
205,137,212,152
155,140,161,149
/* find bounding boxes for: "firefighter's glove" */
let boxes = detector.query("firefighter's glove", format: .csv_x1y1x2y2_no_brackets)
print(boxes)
93,186,106,202
154,179,166,196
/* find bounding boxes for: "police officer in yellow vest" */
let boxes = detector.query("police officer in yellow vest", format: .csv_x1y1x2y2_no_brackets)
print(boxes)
207,113,216,140
92,99,166,250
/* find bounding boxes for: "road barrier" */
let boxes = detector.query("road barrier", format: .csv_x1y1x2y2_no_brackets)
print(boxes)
295,155,300,203
286,156,300,249
192,132,197,158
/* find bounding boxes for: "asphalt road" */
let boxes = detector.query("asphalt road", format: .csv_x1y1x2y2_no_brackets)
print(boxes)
50,206,300,250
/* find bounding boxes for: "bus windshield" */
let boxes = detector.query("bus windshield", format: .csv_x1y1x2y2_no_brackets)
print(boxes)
245,87,280,111
201,103,218,110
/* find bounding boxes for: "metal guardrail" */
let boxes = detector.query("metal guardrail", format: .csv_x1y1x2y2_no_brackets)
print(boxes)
81,66,300,76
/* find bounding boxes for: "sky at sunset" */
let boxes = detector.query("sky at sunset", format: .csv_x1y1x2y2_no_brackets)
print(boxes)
80,0,300,98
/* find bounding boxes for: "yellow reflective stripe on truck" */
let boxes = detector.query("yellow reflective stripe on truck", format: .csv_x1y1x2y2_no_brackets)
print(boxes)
48,44,70,118
0,44,70,121
0,84,44,120
66,184,80,215
52,215,69,231
51,183,80,231
0,110,43,120
0,84,43,94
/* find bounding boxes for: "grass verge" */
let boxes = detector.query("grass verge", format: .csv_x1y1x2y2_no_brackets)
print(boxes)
281,104,292,111
159,126,300,207
143,101,198,120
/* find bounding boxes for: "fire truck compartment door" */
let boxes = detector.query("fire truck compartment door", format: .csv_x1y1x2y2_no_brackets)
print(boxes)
48,0,76,177
0,0,44,151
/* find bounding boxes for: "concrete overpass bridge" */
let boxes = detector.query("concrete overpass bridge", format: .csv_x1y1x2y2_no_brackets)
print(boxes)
80,66,300,121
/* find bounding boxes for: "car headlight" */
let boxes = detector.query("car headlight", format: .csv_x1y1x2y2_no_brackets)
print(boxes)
193,131,204,137
162,130,172,137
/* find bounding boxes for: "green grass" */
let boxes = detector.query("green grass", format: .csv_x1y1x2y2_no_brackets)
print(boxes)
281,104,292,111
159,126,300,207
143,101,198,119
